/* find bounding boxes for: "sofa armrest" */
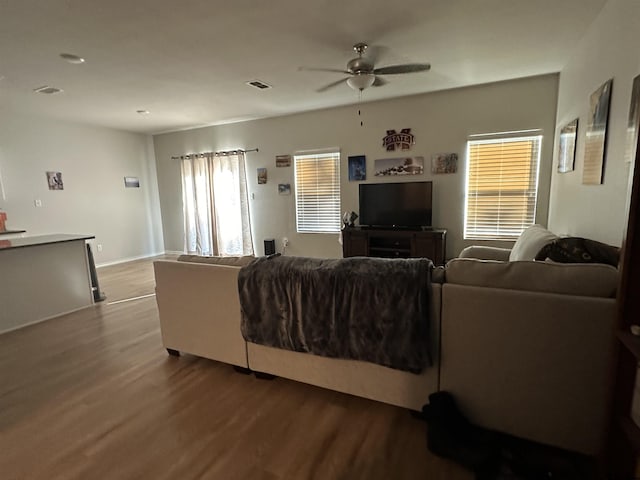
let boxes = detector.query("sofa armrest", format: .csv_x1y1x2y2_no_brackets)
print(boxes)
153,260,248,367
458,245,511,261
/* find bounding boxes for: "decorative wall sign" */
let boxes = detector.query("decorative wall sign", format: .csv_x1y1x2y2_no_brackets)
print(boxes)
558,118,578,173
583,78,613,185
625,74,640,163
46,171,64,190
257,168,267,184
278,183,291,195
124,176,140,188
431,153,458,174
348,155,366,181
276,155,291,167
374,157,424,176
382,128,414,151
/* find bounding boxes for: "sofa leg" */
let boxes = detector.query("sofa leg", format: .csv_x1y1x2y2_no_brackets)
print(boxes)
166,348,180,357
254,371,276,380
233,365,252,375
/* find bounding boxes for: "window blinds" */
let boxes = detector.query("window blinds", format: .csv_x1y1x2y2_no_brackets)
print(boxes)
465,136,542,240
294,151,341,233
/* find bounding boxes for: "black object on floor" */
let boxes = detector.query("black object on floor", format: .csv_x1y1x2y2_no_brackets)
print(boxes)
422,391,596,480
86,243,106,302
233,365,252,375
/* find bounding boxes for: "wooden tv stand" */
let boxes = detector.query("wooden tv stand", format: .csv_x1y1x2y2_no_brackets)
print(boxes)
342,227,446,265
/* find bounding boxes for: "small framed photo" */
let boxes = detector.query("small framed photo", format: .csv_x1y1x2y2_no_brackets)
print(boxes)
257,168,267,184
558,118,578,173
124,176,140,188
431,153,458,174
278,183,291,195
348,155,366,181
276,155,291,167
46,171,64,190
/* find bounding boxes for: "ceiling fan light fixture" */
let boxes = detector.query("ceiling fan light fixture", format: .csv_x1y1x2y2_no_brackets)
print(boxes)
347,73,375,91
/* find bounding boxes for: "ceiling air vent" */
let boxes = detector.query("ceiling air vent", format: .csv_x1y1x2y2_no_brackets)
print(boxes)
246,80,272,90
33,86,63,94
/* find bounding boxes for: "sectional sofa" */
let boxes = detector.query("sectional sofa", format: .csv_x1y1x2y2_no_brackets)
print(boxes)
153,226,618,456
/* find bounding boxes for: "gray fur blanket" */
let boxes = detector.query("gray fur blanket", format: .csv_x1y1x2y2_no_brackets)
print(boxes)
238,255,432,373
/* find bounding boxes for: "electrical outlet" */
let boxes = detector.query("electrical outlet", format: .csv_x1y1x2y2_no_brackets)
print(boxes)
34,199,42,207
97,244,103,252
282,237,289,247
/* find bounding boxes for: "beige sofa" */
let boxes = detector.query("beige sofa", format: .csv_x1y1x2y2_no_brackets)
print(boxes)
154,255,441,411
153,231,617,456
439,256,616,455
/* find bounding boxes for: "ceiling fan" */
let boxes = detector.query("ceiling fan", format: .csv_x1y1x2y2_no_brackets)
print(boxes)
300,42,431,93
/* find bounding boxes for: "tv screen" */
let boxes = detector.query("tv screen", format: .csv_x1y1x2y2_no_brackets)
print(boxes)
359,181,432,228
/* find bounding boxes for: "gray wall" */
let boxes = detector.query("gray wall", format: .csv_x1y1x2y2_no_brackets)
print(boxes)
154,74,559,259
549,0,640,246
0,111,164,265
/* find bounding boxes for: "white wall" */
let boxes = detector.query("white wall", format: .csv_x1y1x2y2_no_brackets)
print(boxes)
549,0,640,246
0,111,164,265
154,74,559,259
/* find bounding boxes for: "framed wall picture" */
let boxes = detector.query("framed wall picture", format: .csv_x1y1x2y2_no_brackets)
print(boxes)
558,118,578,173
583,79,613,185
124,176,140,188
278,183,291,195
276,155,291,167
374,156,424,176
431,153,458,174
626,74,640,163
348,155,366,181
46,171,64,190
257,168,267,184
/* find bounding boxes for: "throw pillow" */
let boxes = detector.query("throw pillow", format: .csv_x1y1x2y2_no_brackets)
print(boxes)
508,224,558,261
535,237,620,267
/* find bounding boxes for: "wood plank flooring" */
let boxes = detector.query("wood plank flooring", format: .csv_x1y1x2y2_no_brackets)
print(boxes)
0,255,471,480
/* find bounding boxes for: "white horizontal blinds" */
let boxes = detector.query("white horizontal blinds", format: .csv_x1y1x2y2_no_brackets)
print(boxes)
465,135,542,240
294,151,341,233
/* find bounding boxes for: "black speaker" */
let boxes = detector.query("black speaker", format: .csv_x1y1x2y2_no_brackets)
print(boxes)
86,243,106,302
264,238,276,256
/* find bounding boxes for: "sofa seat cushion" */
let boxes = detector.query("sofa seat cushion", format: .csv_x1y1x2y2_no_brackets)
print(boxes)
445,258,617,298
509,224,558,261
177,254,256,267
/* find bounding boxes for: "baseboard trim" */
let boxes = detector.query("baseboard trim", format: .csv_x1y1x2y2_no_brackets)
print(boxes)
96,251,167,268
0,304,95,336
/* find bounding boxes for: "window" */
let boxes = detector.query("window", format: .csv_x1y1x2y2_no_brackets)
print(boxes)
294,151,341,233
464,135,542,240
181,152,253,256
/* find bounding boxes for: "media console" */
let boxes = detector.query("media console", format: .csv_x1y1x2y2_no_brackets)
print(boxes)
342,227,446,265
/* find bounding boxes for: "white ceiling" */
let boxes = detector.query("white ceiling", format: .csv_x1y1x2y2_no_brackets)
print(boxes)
0,0,608,134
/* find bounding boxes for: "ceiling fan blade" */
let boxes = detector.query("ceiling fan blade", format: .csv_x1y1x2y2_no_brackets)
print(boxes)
316,77,348,93
372,76,388,87
299,66,350,74
373,63,431,75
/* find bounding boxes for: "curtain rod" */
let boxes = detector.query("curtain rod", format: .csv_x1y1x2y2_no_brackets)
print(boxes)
172,148,258,160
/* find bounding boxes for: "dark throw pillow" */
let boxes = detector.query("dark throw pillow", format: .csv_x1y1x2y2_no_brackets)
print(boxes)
535,237,620,267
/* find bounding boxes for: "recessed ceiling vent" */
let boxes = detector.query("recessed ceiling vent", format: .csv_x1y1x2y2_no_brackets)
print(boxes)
33,86,63,94
246,80,272,90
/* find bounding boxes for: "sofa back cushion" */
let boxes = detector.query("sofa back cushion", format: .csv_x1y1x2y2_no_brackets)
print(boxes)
177,254,256,267
509,224,558,261
445,258,618,298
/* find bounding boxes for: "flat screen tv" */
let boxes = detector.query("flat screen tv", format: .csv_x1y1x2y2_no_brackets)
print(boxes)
359,181,432,228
